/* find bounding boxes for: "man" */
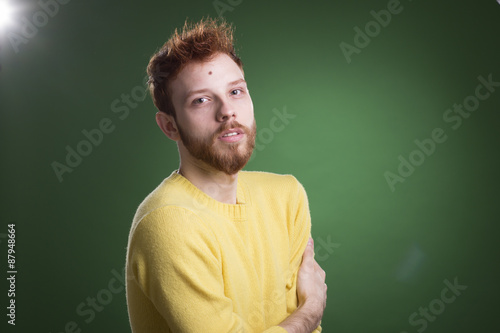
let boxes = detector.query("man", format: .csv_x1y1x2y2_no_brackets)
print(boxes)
125,18,327,333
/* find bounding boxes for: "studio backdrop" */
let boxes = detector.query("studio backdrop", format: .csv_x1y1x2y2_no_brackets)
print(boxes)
1,0,499,332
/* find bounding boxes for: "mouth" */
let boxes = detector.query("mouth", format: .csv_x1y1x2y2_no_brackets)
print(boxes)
218,128,245,143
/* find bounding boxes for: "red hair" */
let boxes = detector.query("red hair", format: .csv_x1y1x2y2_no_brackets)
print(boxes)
147,17,243,118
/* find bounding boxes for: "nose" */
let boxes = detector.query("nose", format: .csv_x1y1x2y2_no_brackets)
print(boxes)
216,98,236,122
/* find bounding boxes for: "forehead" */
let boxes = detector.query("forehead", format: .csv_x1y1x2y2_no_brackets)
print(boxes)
170,53,244,97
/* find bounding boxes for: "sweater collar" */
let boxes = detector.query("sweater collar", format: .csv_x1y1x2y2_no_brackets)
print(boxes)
167,169,248,222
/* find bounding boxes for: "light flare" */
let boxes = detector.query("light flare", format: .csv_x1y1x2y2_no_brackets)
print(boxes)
0,0,15,30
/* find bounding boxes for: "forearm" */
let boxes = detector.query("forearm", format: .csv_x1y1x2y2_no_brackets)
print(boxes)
278,301,323,333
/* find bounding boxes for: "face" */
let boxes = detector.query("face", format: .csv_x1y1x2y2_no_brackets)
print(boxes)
169,53,256,175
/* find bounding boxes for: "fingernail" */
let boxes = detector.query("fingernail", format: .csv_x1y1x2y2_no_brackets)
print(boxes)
308,238,313,246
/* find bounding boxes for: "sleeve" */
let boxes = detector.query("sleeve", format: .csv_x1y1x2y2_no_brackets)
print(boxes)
128,206,288,333
285,178,322,332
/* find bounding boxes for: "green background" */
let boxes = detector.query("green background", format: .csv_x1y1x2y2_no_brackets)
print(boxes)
1,0,499,332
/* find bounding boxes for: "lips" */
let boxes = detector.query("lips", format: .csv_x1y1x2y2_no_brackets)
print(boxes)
218,128,244,139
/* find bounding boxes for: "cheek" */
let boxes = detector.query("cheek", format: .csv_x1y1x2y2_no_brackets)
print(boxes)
236,92,252,111
176,115,199,138
184,116,218,139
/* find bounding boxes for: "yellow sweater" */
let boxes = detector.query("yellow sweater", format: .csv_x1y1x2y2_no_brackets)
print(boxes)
126,170,322,333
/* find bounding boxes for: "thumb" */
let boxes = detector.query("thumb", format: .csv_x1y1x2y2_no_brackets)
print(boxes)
302,237,315,263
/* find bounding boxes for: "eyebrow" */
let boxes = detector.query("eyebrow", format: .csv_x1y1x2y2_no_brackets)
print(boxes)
184,78,247,102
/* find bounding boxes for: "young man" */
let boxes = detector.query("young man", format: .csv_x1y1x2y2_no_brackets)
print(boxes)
125,18,327,333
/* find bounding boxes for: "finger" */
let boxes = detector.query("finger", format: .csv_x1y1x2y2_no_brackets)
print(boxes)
313,260,326,280
301,239,315,270
315,268,326,282
303,237,313,253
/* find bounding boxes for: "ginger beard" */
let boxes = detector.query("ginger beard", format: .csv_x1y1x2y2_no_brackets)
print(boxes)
177,119,257,175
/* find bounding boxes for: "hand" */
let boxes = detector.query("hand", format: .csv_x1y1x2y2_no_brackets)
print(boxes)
296,237,327,317
278,237,327,333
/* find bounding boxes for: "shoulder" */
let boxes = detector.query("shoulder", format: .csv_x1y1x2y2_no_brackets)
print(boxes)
128,205,220,260
239,170,308,205
131,173,196,226
239,170,302,190
130,205,203,241
129,173,210,243
126,205,222,282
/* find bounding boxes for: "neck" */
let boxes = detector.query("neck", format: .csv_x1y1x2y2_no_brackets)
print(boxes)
178,162,239,205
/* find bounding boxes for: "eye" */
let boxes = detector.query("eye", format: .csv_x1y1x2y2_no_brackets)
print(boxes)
230,89,243,96
193,97,208,105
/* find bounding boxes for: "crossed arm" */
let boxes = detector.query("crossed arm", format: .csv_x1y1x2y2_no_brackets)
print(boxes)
127,182,327,332
278,237,327,333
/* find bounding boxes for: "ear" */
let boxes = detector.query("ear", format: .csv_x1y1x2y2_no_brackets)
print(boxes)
156,111,181,141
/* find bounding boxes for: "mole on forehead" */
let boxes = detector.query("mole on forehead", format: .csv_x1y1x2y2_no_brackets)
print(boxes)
208,71,213,75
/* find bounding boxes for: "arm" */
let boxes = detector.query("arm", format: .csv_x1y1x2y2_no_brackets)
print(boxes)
128,206,288,333
278,178,326,333
278,238,327,333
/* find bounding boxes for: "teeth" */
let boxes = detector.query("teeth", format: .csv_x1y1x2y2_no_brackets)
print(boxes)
223,132,238,137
